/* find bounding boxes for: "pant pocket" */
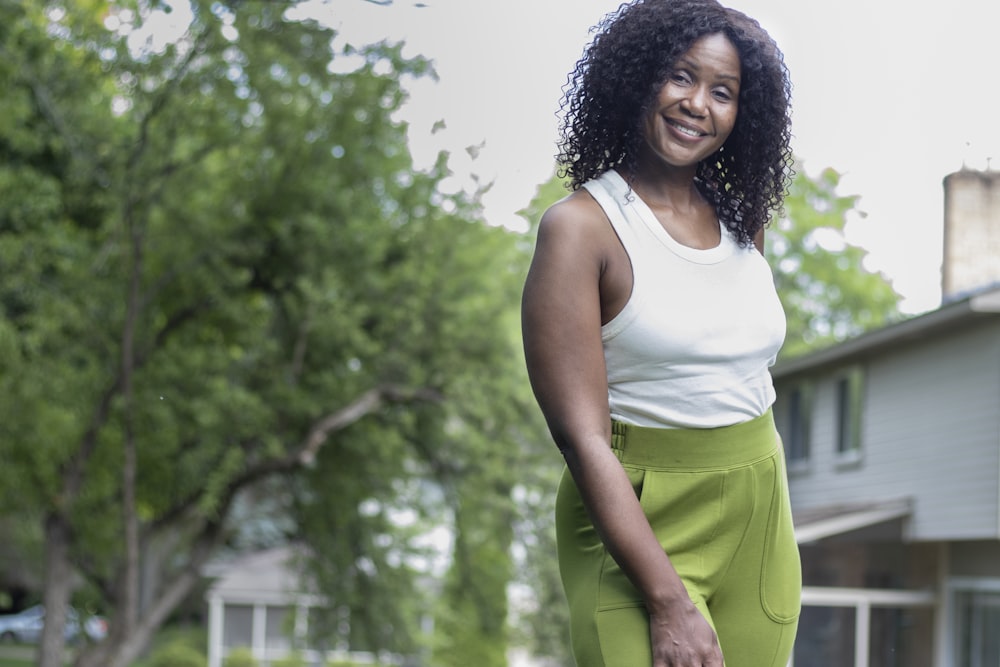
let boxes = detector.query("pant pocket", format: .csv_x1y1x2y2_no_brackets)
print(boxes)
595,604,652,667
759,455,801,624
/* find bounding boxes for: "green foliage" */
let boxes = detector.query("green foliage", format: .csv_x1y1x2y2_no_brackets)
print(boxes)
145,641,206,667
516,170,571,233
499,174,579,667
768,165,901,357
222,648,258,667
271,652,306,667
0,0,542,664
129,626,207,667
428,470,513,667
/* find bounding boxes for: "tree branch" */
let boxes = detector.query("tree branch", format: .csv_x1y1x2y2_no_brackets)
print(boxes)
146,384,442,534
297,384,442,466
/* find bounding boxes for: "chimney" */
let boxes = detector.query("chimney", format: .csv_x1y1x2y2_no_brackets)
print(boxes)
942,168,1000,302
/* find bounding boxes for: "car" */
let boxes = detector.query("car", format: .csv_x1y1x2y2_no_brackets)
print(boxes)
0,605,107,644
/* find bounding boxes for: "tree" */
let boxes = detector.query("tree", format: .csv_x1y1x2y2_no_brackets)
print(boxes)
768,165,901,358
500,174,576,667
0,2,539,666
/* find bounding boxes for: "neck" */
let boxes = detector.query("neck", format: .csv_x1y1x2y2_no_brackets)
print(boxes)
621,164,704,214
623,144,707,207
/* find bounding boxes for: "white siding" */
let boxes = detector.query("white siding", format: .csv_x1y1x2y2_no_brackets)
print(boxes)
784,322,1000,541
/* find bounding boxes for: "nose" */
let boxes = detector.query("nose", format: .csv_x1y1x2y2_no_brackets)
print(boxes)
682,85,710,117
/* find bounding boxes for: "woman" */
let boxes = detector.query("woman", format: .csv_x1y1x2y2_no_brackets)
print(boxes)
520,1,800,666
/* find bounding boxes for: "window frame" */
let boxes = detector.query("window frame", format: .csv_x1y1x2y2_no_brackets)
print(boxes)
776,380,814,473
834,365,865,467
950,577,1000,667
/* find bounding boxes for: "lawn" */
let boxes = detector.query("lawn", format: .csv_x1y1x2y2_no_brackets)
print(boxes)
0,624,206,667
0,645,73,667
0,656,71,667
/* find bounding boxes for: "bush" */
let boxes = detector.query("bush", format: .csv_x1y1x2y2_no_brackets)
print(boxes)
272,652,307,667
146,641,206,667
223,647,259,667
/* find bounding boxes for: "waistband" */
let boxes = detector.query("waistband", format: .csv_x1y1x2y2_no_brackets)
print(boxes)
610,409,778,470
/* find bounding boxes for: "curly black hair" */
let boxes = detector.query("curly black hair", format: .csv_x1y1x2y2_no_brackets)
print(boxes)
556,0,793,246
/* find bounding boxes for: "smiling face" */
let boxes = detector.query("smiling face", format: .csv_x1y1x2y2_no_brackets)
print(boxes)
639,32,741,173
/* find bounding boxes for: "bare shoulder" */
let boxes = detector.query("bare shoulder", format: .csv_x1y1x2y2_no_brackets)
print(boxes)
540,187,607,232
536,188,614,260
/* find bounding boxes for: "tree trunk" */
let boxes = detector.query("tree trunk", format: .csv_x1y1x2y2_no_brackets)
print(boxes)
69,385,435,667
74,529,219,667
38,513,74,667
119,193,143,652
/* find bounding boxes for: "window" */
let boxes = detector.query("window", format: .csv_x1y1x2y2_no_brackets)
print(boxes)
222,604,253,648
775,381,813,468
955,589,1000,667
792,588,936,667
835,366,865,461
265,605,292,651
793,605,856,666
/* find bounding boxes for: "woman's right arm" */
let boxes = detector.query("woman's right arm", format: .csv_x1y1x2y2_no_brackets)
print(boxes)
521,197,722,667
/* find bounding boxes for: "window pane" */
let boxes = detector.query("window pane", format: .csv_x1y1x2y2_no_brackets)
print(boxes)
776,383,812,463
794,606,856,667
957,591,1000,667
223,604,253,649
836,377,851,453
870,607,934,667
836,368,864,455
265,605,291,650
787,389,804,460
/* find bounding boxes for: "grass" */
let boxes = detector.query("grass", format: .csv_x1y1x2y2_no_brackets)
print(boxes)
0,624,207,667
0,654,72,667
0,642,76,667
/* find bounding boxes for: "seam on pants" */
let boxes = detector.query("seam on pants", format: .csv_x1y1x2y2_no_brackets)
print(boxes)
699,470,728,587
712,461,760,597
758,454,799,624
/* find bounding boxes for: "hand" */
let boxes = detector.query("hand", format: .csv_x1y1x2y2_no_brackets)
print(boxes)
648,599,724,667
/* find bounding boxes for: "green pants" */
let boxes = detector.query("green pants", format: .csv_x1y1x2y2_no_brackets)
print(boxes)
555,410,800,667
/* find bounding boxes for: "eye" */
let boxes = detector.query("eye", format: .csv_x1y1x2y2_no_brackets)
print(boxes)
669,70,692,85
712,87,735,102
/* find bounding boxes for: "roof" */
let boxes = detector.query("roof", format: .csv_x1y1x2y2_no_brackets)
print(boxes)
772,285,1000,379
205,546,323,606
794,498,912,544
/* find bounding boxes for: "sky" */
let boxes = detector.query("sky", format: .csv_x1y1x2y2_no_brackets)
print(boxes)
299,0,1000,316
111,0,979,317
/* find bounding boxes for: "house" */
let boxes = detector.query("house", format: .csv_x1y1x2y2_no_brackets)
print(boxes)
204,546,393,667
772,168,1000,667
205,546,322,667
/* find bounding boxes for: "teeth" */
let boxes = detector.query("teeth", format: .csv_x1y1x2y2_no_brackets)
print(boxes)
670,121,702,137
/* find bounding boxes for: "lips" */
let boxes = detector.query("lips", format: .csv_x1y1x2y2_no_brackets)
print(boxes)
666,118,708,138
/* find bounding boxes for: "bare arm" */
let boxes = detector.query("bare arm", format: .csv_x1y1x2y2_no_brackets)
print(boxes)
521,196,722,666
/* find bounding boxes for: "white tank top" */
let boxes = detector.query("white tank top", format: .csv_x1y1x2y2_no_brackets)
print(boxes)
583,170,786,429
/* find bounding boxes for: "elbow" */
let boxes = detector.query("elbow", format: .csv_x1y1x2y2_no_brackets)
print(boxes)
543,418,609,470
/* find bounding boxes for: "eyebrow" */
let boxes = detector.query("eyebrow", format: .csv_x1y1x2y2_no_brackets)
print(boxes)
675,57,741,84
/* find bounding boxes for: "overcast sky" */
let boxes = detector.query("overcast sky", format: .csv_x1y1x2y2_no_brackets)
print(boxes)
295,0,1000,314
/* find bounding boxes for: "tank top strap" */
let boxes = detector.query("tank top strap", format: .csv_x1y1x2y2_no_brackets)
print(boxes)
581,170,650,266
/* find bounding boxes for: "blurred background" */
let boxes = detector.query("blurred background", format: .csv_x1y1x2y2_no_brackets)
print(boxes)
1,1,997,667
